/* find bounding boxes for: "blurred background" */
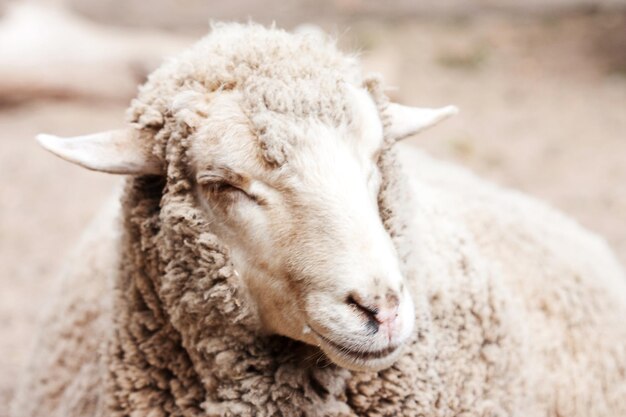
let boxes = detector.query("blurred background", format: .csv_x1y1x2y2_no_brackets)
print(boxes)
0,0,625,413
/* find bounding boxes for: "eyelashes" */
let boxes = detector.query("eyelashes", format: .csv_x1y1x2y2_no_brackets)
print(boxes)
199,177,247,201
196,171,263,205
196,171,235,186
202,180,243,195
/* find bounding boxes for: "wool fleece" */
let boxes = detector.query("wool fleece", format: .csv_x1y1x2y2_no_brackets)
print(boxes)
11,24,626,417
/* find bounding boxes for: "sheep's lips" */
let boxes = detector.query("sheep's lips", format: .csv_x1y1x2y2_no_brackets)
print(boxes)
307,324,406,371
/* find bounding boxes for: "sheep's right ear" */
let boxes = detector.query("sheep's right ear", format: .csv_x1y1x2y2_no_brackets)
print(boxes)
36,129,162,175
386,103,458,142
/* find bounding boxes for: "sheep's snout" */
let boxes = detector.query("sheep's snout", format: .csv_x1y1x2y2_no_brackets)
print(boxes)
304,281,415,372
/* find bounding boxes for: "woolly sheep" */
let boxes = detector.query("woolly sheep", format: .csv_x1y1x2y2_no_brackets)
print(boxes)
11,23,626,417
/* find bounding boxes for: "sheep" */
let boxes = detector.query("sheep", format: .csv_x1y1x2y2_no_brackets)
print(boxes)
11,23,626,417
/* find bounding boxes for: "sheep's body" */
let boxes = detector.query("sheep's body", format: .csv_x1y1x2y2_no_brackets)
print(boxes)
12,24,626,417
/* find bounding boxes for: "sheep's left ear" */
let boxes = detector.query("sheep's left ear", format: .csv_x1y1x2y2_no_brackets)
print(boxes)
36,128,163,175
386,103,458,142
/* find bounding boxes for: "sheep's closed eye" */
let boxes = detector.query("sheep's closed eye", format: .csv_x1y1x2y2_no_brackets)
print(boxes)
196,171,261,205
203,181,243,195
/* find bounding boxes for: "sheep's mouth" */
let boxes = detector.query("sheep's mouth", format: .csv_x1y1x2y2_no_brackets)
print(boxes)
309,326,400,361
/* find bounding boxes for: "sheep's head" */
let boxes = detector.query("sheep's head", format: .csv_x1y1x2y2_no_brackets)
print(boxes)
36,27,456,372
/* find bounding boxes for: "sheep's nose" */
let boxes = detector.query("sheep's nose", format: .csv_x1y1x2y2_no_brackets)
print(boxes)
346,291,400,339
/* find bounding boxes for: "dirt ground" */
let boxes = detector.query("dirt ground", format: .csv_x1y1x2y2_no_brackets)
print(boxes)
1,11,625,415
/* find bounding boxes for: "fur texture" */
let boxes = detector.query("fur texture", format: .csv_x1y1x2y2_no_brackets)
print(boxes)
12,24,626,417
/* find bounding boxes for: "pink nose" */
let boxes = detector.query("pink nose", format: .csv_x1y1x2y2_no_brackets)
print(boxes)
346,291,400,340
375,305,399,325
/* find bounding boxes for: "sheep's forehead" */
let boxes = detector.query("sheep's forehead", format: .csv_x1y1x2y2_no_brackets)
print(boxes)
188,87,383,183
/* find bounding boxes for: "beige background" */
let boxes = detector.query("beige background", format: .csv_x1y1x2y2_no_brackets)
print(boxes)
1,2,625,414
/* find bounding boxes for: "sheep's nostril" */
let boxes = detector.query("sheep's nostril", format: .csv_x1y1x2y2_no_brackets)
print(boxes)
346,291,402,337
346,294,378,317
346,294,380,333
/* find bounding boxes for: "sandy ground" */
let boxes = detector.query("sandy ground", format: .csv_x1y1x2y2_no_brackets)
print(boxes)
1,12,625,415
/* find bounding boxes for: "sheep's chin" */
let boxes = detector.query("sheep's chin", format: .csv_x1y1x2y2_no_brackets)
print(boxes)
319,340,405,372
309,333,406,372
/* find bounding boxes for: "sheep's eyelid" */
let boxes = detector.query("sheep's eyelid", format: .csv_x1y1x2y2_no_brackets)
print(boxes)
196,170,267,205
196,167,249,187
196,172,229,186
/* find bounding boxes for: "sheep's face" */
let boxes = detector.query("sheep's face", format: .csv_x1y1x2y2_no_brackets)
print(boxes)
182,87,414,371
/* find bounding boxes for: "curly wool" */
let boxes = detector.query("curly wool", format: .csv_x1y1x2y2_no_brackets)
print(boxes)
127,23,362,168
12,23,626,417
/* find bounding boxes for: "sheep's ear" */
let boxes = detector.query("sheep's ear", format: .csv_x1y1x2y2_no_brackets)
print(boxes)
387,103,458,142
36,129,162,175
